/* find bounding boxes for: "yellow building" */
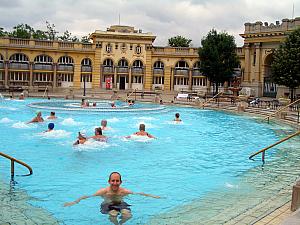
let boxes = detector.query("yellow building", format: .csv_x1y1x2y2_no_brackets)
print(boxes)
0,18,299,97
240,17,300,98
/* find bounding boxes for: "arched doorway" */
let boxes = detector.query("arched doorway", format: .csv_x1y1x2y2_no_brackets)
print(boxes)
263,53,277,97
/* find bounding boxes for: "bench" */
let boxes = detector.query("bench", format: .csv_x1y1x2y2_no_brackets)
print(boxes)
175,93,195,102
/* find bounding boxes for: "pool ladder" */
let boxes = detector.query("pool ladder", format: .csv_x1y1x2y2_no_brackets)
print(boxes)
0,152,33,181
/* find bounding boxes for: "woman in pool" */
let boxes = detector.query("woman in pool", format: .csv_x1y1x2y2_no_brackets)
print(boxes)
89,127,107,142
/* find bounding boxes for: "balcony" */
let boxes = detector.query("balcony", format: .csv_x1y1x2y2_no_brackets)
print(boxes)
174,68,189,76
132,67,144,75
116,67,129,73
0,62,4,69
152,47,198,56
153,68,164,75
192,70,202,76
33,64,53,71
103,66,114,73
81,65,92,72
57,64,74,72
9,63,29,70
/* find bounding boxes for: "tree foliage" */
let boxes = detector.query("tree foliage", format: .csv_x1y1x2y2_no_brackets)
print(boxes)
9,24,34,39
168,35,192,47
271,28,300,101
0,22,87,42
198,29,240,94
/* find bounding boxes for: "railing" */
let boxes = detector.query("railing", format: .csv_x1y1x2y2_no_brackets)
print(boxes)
116,67,129,73
192,70,202,76
35,40,53,47
174,69,189,76
0,62,4,69
153,68,164,75
57,64,74,72
33,64,53,71
263,99,300,123
103,66,114,73
0,152,33,180
125,89,137,101
249,130,300,162
9,63,29,70
202,92,224,108
81,65,92,72
132,67,144,75
59,42,74,48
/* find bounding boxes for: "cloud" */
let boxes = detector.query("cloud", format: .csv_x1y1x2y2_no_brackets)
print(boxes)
0,0,299,46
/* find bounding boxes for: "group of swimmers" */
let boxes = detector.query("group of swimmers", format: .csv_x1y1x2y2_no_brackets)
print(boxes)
25,108,183,224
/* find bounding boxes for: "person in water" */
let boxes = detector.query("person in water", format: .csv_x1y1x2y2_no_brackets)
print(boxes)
44,123,55,132
127,124,155,138
101,119,109,130
64,172,160,225
27,111,44,123
47,111,57,120
90,127,107,142
174,113,182,122
73,132,87,145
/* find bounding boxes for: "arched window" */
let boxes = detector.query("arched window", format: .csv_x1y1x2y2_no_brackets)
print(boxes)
103,58,114,67
34,55,53,64
9,53,29,63
193,61,201,69
153,61,164,69
81,58,92,72
132,60,143,68
118,59,128,67
58,56,74,65
175,60,189,69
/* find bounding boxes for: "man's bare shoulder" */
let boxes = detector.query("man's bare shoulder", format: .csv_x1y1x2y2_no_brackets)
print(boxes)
94,187,109,196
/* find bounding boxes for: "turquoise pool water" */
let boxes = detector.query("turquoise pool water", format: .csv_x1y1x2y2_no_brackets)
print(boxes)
0,98,299,225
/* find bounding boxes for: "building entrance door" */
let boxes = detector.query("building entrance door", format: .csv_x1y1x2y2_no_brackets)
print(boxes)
119,76,126,90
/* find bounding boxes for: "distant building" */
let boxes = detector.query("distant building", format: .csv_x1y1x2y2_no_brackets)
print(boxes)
0,18,299,97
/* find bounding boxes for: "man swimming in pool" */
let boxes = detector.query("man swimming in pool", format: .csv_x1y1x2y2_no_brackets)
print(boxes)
126,123,155,139
64,172,160,225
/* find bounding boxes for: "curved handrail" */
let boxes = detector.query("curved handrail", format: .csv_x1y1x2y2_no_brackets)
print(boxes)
124,89,137,102
202,92,224,108
0,152,33,179
263,99,300,122
249,130,300,161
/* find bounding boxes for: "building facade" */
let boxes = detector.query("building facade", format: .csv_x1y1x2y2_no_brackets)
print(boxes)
0,18,299,97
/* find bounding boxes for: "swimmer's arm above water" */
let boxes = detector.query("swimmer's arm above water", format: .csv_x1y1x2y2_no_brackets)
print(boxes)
63,189,106,207
132,192,161,199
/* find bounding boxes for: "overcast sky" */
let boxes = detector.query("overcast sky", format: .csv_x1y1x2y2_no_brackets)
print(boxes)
0,0,299,47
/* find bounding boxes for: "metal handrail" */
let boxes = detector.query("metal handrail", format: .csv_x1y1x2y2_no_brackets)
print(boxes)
125,89,137,101
202,92,224,108
249,130,300,162
0,152,33,180
263,99,300,123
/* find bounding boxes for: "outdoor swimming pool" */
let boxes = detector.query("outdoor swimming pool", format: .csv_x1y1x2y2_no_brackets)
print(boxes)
0,98,299,225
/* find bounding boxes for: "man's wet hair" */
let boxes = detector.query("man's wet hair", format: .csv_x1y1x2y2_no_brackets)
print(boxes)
109,172,122,182
95,127,103,135
139,124,145,131
175,113,180,118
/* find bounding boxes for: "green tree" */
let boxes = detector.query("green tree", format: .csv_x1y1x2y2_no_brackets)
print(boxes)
168,35,192,47
45,21,58,40
198,29,240,94
0,27,7,37
59,30,72,41
33,29,48,40
271,28,300,102
81,35,90,43
9,24,34,39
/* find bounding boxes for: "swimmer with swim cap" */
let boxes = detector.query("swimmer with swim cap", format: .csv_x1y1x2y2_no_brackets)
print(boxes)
44,123,55,132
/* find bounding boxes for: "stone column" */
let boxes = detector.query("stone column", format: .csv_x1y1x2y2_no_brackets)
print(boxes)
128,66,132,89
29,62,33,88
188,69,192,90
114,67,117,89
4,60,8,86
170,68,174,91
53,63,57,88
254,42,261,82
243,43,251,83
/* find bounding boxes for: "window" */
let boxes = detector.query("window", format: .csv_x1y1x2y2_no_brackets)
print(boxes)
135,45,142,54
81,74,92,82
130,45,133,50
106,44,112,53
115,44,118,50
153,76,164,84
